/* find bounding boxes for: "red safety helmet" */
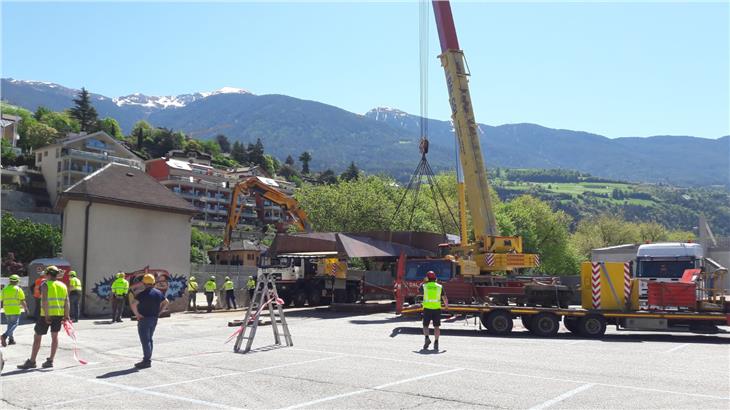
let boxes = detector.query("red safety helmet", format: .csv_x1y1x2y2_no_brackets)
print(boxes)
426,271,437,281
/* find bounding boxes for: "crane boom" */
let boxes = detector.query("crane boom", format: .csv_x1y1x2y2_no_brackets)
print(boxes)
432,0,498,239
432,0,538,272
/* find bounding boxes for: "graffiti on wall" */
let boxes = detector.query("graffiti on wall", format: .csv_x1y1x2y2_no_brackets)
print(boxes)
91,266,188,301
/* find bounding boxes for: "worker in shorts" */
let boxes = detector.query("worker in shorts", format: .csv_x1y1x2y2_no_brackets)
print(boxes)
17,266,70,369
421,270,448,351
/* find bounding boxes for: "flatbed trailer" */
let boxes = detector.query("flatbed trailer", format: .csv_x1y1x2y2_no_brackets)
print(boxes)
401,304,730,337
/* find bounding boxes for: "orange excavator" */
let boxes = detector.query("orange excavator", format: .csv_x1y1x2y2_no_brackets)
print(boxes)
223,177,310,249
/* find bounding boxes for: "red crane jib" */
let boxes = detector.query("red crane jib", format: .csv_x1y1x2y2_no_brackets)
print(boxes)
432,0,460,51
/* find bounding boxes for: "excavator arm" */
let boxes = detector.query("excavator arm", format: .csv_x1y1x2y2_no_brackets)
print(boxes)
224,177,309,249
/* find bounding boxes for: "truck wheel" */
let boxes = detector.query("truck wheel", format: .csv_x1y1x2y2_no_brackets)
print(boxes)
292,290,306,308
579,315,606,338
346,287,359,303
530,313,560,337
563,317,580,334
307,289,322,306
482,311,513,336
520,315,533,331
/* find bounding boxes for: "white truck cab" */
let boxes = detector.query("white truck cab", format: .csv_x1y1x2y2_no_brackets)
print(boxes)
635,242,704,300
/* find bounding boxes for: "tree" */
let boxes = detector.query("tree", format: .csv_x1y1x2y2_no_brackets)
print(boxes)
248,138,265,166
502,195,580,274
571,214,640,259
39,111,80,134
285,155,295,166
317,169,338,185
33,106,52,121
278,164,300,181
21,121,58,150
215,134,231,153
341,161,359,181
97,117,123,139
199,140,222,156
231,141,247,164
1,213,62,263
131,120,153,150
190,227,222,263
299,151,312,174
69,87,99,132
1,138,17,166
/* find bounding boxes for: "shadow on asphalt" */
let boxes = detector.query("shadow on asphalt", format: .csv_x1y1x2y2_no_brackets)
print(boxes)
388,326,730,344
1,368,53,377
412,349,447,355
97,368,139,378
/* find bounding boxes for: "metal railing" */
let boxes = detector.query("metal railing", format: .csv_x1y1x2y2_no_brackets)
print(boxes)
63,148,142,168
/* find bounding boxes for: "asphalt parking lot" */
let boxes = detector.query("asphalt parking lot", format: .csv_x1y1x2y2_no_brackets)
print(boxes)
1,307,729,409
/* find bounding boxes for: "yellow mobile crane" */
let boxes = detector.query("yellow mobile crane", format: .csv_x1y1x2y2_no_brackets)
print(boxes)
433,0,538,274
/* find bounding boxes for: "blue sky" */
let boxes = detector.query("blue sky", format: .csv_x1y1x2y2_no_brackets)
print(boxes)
2,1,728,139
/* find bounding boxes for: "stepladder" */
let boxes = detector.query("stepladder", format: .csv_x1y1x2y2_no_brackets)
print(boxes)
234,272,293,353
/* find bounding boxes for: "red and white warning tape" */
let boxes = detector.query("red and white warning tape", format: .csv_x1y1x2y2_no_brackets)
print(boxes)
62,320,88,365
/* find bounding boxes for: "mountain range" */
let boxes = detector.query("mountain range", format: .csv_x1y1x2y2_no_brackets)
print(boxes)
2,78,728,187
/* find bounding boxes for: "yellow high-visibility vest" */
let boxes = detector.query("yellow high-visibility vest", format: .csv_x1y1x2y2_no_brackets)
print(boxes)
224,281,234,291
2,285,26,315
70,277,82,292
422,282,442,310
43,280,68,317
204,280,217,292
111,278,129,296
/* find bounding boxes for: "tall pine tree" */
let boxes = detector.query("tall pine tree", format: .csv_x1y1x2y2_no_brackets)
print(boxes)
341,161,359,181
299,151,312,174
69,88,99,133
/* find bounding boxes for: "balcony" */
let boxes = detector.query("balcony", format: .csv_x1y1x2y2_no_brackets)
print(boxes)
63,148,141,169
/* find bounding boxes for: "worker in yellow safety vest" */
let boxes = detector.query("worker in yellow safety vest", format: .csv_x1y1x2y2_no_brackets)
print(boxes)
110,272,129,323
17,265,69,369
247,276,256,306
68,271,82,322
223,276,237,310
2,274,28,347
421,271,448,351
204,276,217,313
187,276,198,312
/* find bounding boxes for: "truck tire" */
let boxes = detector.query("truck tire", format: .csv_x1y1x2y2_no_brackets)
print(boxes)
579,315,606,338
346,287,359,303
563,317,580,334
307,289,322,306
292,290,307,308
530,313,560,337
521,315,533,331
482,311,513,336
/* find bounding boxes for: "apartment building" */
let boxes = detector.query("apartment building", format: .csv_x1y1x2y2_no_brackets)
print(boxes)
146,149,257,227
34,131,144,204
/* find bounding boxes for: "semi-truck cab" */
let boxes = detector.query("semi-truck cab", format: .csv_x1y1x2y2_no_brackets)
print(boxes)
635,242,704,300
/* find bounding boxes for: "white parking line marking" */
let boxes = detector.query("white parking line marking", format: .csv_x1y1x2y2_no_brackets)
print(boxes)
294,347,730,401
663,343,690,353
51,355,343,407
280,368,462,409
529,383,595,410
65,373,241,409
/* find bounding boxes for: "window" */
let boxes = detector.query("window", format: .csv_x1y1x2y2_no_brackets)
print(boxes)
55,148,60,158
57,161,61,172
44,151,48,157
37,153,42,163
247,254,254,261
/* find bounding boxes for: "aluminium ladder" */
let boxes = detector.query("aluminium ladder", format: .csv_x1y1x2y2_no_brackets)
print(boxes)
234,272,292,353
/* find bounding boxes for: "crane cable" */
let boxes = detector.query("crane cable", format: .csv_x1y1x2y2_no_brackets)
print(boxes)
389,0,459,237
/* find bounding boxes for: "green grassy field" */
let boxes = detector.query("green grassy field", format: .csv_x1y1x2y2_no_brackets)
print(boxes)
496,181,656,206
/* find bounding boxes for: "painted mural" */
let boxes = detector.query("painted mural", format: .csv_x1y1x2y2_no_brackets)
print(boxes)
91,266,188,301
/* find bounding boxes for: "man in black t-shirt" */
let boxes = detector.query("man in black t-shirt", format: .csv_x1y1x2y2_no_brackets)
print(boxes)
130,274,168,369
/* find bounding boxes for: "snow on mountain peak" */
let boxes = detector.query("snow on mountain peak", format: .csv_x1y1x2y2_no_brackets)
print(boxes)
112,87,252,109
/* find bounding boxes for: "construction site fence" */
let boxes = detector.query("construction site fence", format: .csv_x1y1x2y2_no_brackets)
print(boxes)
190,264,258,289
